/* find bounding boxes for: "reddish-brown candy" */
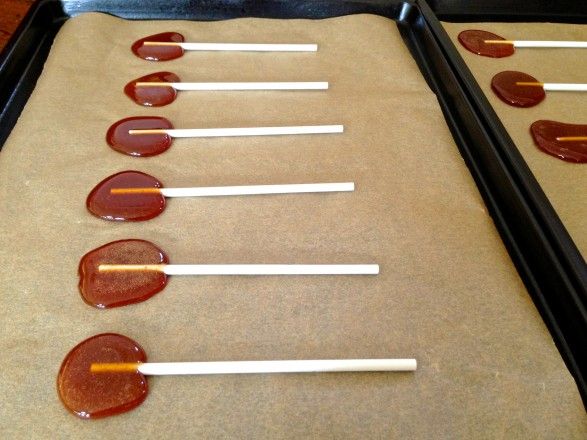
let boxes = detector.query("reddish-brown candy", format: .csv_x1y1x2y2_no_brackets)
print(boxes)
57,333,148,419
491,71,545,107
458,30,514,58
78,239,169,308
530,120,587,163
86,171,165,221
132,32,184,61
107,116,173,156
124,71,180,107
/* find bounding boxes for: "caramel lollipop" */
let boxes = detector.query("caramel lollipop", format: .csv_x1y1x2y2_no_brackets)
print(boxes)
57,334,147,419
125,71,329,106
107,116,343,156
78,239,379,308
458,29,587,58
132,32,317,61
530,120,587,163
86,171,354,222
491,71,587,107
58,333,416,418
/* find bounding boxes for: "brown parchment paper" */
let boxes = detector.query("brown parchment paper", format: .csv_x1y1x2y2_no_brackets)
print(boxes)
442,21,587,257
0,13,585,439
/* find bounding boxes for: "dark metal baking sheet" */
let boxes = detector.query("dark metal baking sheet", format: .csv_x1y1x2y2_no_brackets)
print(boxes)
427,0,587,22
1,0,584,406
419,0,587,405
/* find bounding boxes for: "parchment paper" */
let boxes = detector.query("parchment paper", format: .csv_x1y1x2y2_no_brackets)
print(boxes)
0,13,585,439
442,21,587,257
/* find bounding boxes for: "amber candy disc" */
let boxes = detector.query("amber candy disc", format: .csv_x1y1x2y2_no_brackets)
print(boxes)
132,32,184,61
530,120,587,163
107,116,173,156
458,30,515,58
491,71,545,107
79,239,169,308
124,71,180,107
86,170,166,221
58,333,148,419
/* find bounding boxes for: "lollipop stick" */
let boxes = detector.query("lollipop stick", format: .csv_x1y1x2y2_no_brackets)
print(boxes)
98,263,379,275
542,83,587,92
515,82,587,91
91,358,416,375
162,182,353,197
485,40,587,48
110,182,354,197
128,125,344,137
143,42,317,52
135,82,329,91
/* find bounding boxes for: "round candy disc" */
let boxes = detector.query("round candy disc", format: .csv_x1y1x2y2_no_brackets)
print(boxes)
79,239,169,308
458,30,514,58
491,71,545,107
58,333,148,418
107,116,173,156
131,32,184,61
530,120,587,163
86,170,166,221
124,71,180,107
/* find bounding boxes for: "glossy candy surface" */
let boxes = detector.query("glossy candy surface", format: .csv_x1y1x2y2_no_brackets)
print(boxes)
458,30,515,58
132,32,184,61
491,71,545,107
107,116,173,156
124,71,180,107
86,171,165,221
78,239,169,308
58,333,148,418
530,120,587,163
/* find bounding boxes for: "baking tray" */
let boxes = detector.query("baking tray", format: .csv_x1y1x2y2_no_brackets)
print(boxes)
0,0,585,406
418,0,587,405
426,0,587,22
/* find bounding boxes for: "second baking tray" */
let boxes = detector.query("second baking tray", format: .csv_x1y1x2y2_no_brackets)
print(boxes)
418,0,587,405
0,0,584,406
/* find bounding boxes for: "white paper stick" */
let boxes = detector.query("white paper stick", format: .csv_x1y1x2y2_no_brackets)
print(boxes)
174,42,318,52
162,264,379,275
98,264,379,275
512,40,587,48
542,83,587,92
136,358,416,375
159,182,354,198
152,125,344,138
165,82,328,91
